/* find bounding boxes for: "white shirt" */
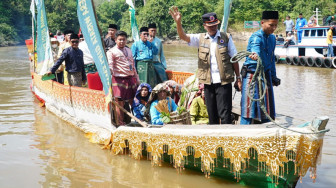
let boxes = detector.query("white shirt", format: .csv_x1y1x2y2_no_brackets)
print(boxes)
78,41,94,65
188,30,237,84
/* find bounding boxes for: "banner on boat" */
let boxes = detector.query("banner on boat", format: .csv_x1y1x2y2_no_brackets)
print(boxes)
126,0,139,41
244,21,261,29
35,0,54,75
77,0,112,97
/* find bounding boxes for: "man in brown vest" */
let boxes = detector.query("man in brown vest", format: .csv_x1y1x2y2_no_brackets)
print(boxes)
169,7,241,124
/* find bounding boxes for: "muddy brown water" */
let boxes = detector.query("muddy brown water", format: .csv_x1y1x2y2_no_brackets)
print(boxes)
0,43,335,187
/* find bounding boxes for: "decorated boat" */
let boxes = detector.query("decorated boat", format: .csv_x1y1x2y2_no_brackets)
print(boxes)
27,0,330,187
275,9,336,68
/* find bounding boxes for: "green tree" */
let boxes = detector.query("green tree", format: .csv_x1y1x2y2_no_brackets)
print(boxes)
138,0,175,37
45,0,79,34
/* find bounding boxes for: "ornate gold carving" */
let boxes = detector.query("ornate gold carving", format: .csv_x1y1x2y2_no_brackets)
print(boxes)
111,129,323,184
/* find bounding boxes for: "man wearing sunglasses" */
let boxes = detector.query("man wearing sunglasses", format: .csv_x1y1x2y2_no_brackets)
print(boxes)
47,33,86,87
132,27,167,87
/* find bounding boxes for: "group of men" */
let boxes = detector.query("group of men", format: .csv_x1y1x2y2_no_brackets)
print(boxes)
47,7,282,125
283,13,335,57
282,13,307,43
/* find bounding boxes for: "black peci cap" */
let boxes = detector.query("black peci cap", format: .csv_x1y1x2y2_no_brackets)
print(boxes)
262,11,279,20
140,27,148,33
70,33,79,40
108,24,118,30
148,23,157,29
64,30,74,35
202,13,220,26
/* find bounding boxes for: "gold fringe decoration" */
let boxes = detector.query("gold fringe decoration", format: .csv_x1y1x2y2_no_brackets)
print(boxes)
111,129,323,183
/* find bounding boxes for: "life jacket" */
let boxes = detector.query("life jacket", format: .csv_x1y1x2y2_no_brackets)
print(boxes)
197,32,234,85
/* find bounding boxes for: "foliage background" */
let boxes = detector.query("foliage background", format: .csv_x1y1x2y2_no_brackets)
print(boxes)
0,0,336,46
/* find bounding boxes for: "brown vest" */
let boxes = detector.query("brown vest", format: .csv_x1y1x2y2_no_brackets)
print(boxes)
197,32,234,85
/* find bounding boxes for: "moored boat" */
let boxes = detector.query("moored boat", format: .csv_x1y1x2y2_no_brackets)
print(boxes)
275,13,336,68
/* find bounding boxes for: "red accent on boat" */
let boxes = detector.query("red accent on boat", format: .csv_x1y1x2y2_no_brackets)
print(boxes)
87,72,103,91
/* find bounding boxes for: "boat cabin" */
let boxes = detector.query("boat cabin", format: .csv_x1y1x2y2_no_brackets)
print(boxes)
275,25,336,58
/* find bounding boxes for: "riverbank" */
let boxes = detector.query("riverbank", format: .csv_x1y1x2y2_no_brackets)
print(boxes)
0,40,21,47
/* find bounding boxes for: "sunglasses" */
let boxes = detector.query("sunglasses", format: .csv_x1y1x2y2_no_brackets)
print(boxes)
71,40,79,44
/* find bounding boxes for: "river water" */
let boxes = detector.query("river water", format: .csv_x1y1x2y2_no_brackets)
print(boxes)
0,44,335,187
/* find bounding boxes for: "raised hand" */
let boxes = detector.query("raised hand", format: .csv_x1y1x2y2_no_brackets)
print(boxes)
169,6,182,23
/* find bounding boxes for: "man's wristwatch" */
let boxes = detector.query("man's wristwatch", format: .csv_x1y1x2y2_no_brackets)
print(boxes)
236,76,241,81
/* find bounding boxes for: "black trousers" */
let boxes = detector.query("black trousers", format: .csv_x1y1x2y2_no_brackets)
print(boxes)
204,83,232,124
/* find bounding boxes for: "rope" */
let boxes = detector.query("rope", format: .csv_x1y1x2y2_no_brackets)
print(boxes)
230,51,330,135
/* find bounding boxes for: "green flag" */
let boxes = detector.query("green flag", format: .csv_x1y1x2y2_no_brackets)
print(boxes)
77,0,112,97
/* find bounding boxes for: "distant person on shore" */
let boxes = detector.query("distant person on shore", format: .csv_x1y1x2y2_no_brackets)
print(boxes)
148,23,167,69
283,16,294,36
108,31,140,126
47,34,86,87
240,11,281,125
295,13,307,43
169,7,241,125
104,24,117,52
327,26,334,57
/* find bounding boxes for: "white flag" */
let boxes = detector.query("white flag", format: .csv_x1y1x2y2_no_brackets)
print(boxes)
126,0,135,9
30,0,35,20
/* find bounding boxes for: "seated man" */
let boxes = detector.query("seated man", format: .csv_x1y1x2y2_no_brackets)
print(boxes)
284,32,295,48
190,84,209,125
132,83,152,121
148,83,177,125
131,27,167,87
108,31,140,126
47,33,86,87
324,15,336,26
276,34,284,45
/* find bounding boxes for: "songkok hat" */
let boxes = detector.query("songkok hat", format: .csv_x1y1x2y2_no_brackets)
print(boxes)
202,13,220,26
262,11,279,20
64,30,74,35
108,24,118,30
140,27,149,33
70,33,79,40
148,23,157,29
